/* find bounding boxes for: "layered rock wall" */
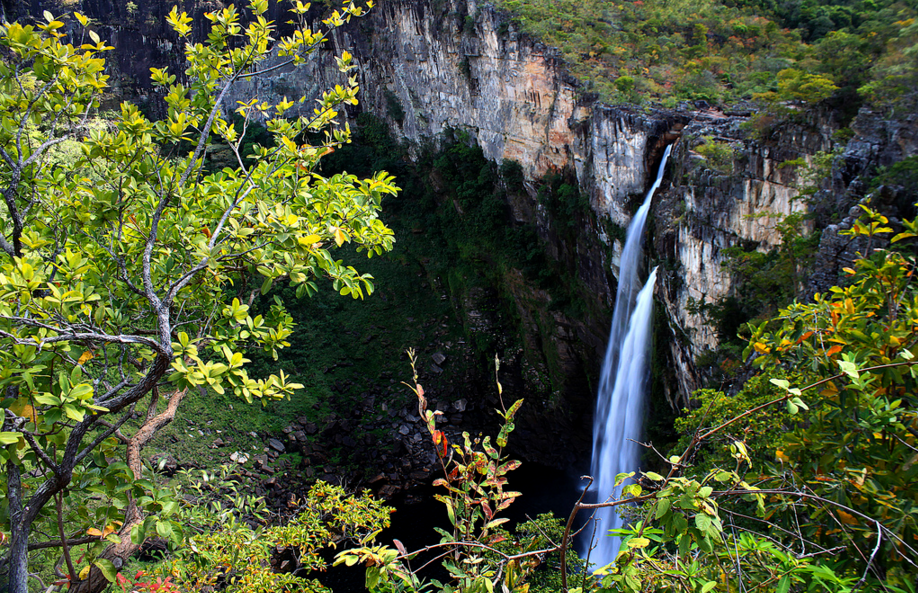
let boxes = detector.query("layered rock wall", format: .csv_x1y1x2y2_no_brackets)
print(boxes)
220,0,843,406
231,0,842,406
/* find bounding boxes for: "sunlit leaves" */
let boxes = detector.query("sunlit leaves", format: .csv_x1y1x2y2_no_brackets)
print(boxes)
165,6,193,37
0,0,386,582
742,204,918,574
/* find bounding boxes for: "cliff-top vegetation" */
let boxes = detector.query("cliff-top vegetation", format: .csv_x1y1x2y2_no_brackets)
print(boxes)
495,0,918,113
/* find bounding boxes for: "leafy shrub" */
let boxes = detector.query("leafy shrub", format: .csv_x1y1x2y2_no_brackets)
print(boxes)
152,479,392,593
694,136,735,174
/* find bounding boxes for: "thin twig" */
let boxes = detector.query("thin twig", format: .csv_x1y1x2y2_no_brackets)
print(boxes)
54,492,77,584
855,521,882,591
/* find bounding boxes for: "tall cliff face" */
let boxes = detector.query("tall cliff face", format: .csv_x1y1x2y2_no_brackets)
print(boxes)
224,0,674,215
227,0,843,406
652,113,836,401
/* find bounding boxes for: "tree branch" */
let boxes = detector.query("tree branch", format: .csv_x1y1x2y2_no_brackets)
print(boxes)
0,321,167,355
855,521,883,591
28,536,101,551
74,407,136,465
716,489,918,566
699,359,918,442
55,492,78,584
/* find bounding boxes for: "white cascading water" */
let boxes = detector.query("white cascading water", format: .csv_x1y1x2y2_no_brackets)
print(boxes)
584,144,672,567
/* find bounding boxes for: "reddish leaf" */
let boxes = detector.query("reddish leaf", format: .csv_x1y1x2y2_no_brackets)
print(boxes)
394,538,408,556
797,331,814,344
499,460,522,474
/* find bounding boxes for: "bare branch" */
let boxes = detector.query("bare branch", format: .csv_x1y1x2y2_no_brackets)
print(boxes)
717,489,918,566
0,320,167,354
19,429,59,472
855,522,883,591
55,492,78,584
28,536,101,551
74,407,136,465
20,135,74,170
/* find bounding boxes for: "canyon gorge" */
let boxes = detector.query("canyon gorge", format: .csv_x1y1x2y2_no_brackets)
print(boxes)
5,0,918,588
12,0,918,485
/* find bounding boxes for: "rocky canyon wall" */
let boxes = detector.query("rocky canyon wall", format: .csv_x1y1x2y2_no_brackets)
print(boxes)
223,0,845,406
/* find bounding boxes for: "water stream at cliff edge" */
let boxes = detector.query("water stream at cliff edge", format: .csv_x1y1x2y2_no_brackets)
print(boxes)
582,144,671,568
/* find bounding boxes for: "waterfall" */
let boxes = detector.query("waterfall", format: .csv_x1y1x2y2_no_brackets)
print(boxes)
584,145,671,567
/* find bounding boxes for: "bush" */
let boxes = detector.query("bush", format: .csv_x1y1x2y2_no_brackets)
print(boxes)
694,136,735,174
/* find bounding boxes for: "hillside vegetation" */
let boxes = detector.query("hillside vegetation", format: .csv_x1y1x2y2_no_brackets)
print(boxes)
496,0,918,112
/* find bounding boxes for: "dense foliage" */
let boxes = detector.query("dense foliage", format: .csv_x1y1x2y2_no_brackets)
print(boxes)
3,0,918,589
494,0,917,111
0,3,396,591
644,205,918,591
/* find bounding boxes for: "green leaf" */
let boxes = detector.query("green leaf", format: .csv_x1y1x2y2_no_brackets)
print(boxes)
644,471,664,481
695,513,712,532
791,396,809,411
701,582,717,593
838,359,859,379
626,537,650,548
260,275,274,295
130,522,146,545
769,378,790,390
63,403,86,422
0,432,20,445
776,575,791,593
366,567,380,590
622,483,642,498
93,559,118,583
655,497,671,520
155,520,173,539
614,472,635,487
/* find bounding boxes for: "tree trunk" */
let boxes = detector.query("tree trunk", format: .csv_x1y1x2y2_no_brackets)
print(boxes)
7,461,29,593
69,388,188,593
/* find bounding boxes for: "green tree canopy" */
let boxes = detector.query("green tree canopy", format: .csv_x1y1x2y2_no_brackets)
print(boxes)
0,2,396,591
